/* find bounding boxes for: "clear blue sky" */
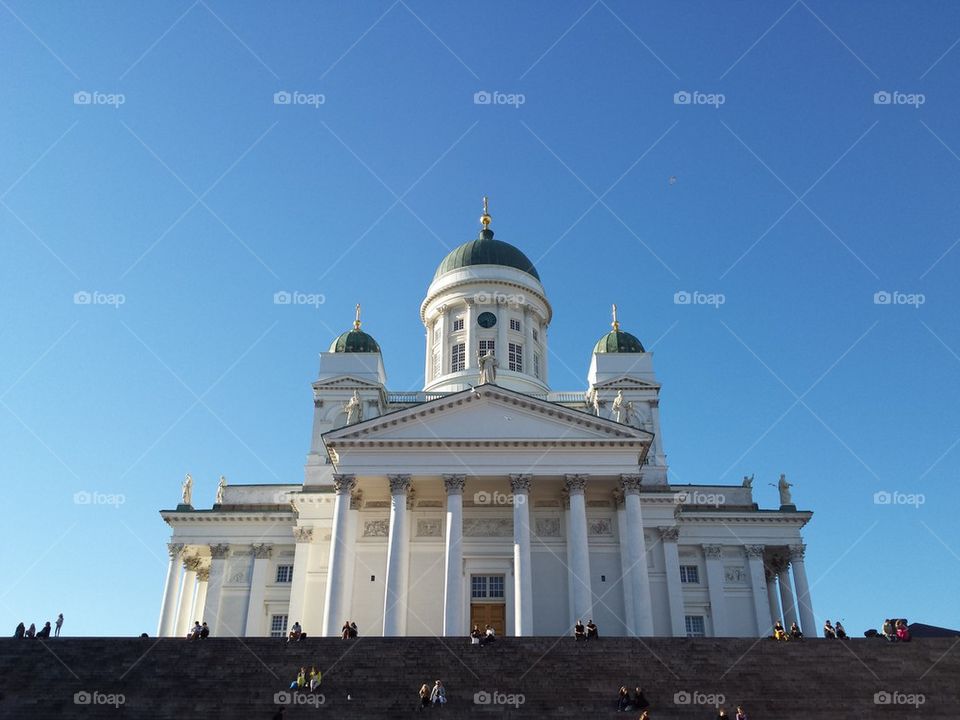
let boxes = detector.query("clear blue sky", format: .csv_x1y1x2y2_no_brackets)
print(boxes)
2,1,958,637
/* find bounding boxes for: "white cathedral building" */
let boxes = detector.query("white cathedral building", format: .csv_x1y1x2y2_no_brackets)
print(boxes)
157,203,816,640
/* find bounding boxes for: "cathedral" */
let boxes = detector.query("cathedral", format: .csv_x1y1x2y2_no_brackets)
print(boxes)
157,202,816,639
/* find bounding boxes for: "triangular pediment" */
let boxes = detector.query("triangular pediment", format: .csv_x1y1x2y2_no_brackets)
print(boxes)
323,384,653,446
313,375,383,390
592,376,660,391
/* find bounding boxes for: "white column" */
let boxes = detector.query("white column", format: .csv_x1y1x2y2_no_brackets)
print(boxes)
205,544,231,636
564,474,593,621
510,474,533,635
659,527,686,637
175,556,200,637
157,543,184,637
383,474,411,636
765,569,781,628
620,474,654,635
194,567,209,626
615,492,635,635
776,558,798,629
745,545,771,637
703,544,727,636
523,306,535,377
288,528,314,633
497,302,508,369
563,494,576,628
465,300,477,369
322,474,356,636
443,474,466,636
244,544,273,637
790,544,816,637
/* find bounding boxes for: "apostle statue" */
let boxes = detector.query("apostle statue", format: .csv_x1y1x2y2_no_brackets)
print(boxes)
777,474,793,505
216,475,227,505
611,390,635,425
344,390,363,425
585,387,601,416
742,474,754,489
478,349,498,385
181,474,193,505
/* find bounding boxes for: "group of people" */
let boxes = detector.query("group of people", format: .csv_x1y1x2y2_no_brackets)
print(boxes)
771,620,804,641
716,709,750,719
822,619,847,639
187,621,210,639
469,624,497,646
13,614,62,639
616,686,649,712
287,665,322,692
882,618,911,642
340,620,359,639
417,680,446,709
574,619,599,640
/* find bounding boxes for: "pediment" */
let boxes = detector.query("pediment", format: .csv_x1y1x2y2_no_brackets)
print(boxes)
592,376,660,391
323,385,653,447
313,375,383,390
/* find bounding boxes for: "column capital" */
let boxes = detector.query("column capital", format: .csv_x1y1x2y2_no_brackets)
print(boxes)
196,567,210,582
183,555,202,571
702,544,724,560
620,474,643,495
788,544,806,561
745,544,766,559
563,473,587,494
350,489,364,510
388,474,412,494
333,474,357,494
509,473,532,493
293,526,314,544
769,555,791,573
167,543,185,559
612,488,625,507
251,543,273,560
443,474,466,494
209,543,231,559
658,526,680,542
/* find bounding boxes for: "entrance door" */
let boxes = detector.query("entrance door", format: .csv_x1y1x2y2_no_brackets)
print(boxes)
470,574,506,635
470,603,506,636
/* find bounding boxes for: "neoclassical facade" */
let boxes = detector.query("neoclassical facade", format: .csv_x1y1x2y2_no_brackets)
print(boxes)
158,204,816,639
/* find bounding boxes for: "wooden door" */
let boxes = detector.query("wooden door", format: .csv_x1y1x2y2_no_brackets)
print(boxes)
470,603,506,636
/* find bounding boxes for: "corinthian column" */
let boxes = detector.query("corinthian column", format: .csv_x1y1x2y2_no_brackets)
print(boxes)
510,473,533,635
443,474,466,636
564,474,592,622
205,543,231,636
287,527,313,632
614,490,635,635
322,474,357,636
621,474,654,635
745,545,770,637
175,556,201,637
659,527,686,637
383,474,411,636
703,544,727,636
790,544,816,636
244,544,273,636
157,543,184,637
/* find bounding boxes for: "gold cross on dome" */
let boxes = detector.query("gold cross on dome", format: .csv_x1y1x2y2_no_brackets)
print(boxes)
354,303,362,330
612,303,620,331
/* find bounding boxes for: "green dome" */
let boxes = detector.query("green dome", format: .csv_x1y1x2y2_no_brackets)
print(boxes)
434,228,540,281
329,329,381,353
594,329,645,354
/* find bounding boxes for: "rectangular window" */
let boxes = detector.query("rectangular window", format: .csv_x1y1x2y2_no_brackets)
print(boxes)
508,342,523,372
275,564,293,583
270,614,289,639
471,575,487,599
432,350,441,378
471,574,505,599
510,318,521,332
679,565,700,584
685,615,706,638
533,352,541,379
532,328,539,342
451,343,465,372
488,576,505,598
452,318,464,332
479,339,495,355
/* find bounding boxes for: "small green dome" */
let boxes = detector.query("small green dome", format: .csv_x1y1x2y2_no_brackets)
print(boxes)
329,329,381,353
594,329,645,354
434,228,540,281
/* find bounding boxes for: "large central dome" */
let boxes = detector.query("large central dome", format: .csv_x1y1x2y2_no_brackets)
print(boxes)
433,227,540,281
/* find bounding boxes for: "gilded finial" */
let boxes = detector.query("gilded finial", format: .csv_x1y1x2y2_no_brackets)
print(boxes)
354,303,362,330
611,303,620,332
480,196,492,229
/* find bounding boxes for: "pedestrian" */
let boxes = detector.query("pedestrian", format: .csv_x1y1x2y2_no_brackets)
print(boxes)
55,614,63,637
430,679,446,706
418,683,430,710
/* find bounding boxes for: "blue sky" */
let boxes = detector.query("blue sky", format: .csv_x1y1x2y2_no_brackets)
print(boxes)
2,1,958,638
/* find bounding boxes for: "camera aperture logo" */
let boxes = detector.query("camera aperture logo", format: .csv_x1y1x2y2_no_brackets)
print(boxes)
473,291,526,306
873,290,924,308
74,490,126,508
473,490,524,506
274,291,326,308
874,691,925,707
873,490,925,508
474,690,525,707
674,690,725,707
74,691,125,707
273,90,325,108
74,90,125,108
274,691,325,707
873,90,924,108
674,90,725,108
674,490,725,508
674,290,725,308
74,291,125,308
474,90,525,108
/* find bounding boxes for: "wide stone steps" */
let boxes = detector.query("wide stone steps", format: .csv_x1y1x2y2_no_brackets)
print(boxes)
0,637,956,719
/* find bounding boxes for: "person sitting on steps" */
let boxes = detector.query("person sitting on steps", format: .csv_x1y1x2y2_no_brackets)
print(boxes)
36,622,51,639
418,683,430,710
895,619,911,642
349,621,358,638
309,666,321,692
631,687,649,712
430,679,446,706
480,624,496,646
736,706,748,720
772,620,787,641
835,621,847,639
574,619,586,641
470,625,482,645
199,622,209,638
13,622,25,639
341,620,351,639
288,622,303,642
823,620,836,639
789,622,803,640
288,667,306,691
188,621,202,640
586,619,599,640
616,686,630,711
882,618,897,642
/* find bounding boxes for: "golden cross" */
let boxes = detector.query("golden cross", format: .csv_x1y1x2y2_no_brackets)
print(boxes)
354,303,361,330
612,303,620,331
